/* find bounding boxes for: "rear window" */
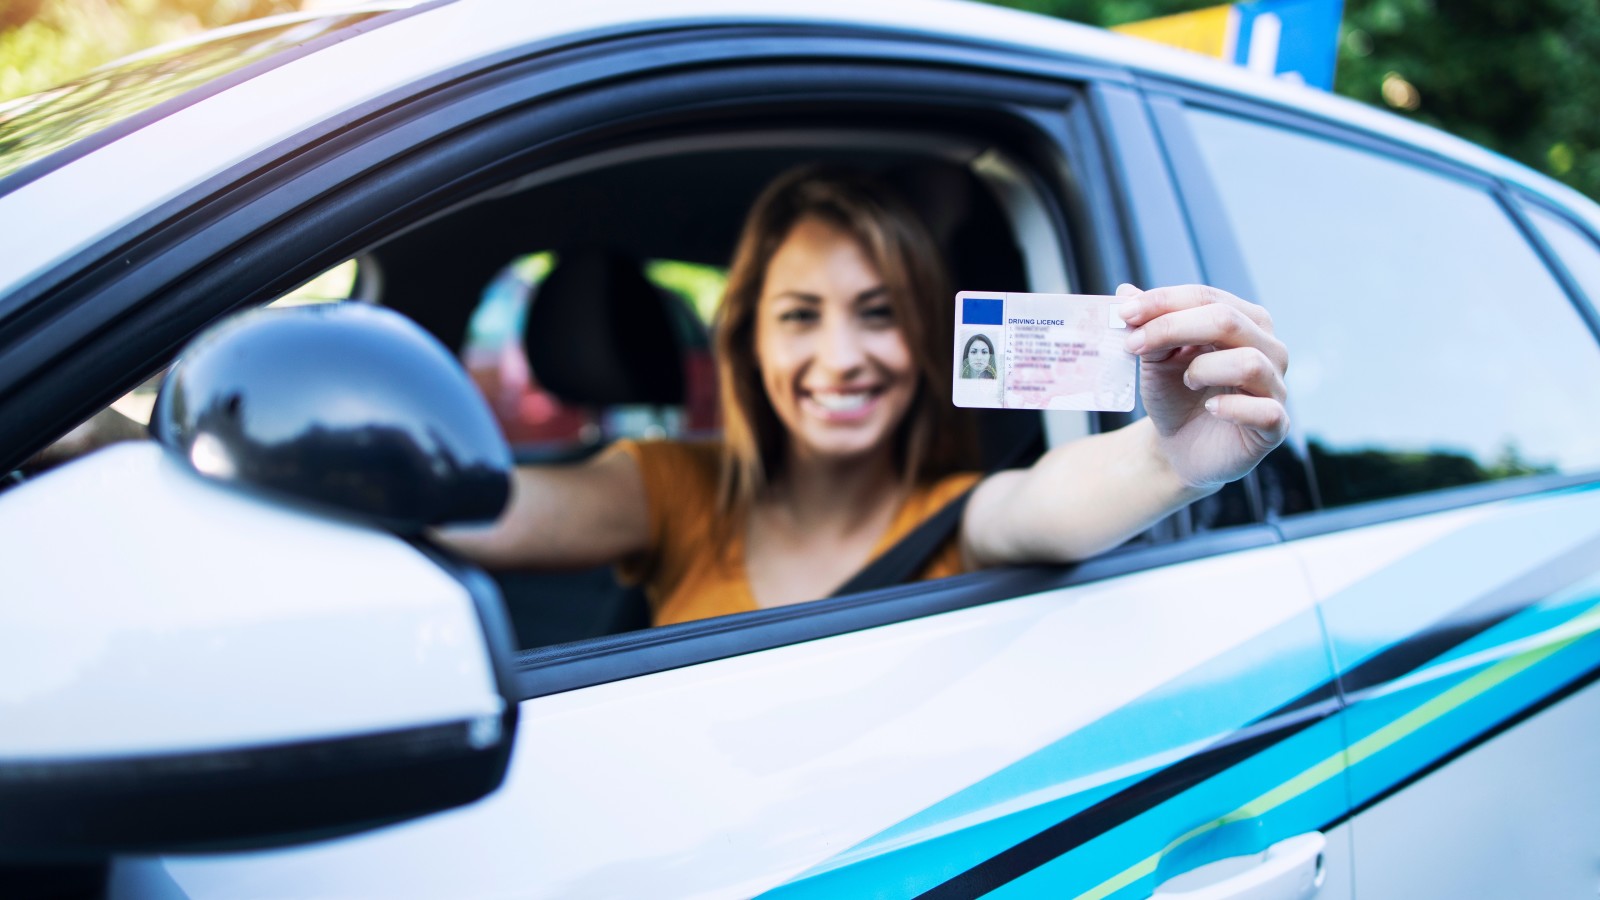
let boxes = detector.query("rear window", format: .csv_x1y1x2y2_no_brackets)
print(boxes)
0,11,391,184
1184,107,1600,509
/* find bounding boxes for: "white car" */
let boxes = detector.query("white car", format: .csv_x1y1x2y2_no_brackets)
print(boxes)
4,1,1600,898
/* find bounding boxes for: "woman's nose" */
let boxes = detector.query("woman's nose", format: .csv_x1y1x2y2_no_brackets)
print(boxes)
816,316,867,372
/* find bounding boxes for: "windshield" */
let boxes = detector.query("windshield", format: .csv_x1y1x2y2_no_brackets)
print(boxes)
0,10,397,184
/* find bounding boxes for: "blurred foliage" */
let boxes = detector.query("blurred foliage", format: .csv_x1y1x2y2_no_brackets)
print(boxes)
985,0,1600,200
0,0,299,101
0,10,375,179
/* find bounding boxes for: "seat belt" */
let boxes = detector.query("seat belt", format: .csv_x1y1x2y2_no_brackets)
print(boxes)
828,414,1042,597
828,486,975,597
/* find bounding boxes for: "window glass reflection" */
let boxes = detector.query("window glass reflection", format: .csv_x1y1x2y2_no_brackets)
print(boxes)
1185,108,1600,508
1523,203,1600,317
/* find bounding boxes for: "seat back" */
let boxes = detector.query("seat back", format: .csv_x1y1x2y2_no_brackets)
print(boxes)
523,247,687,406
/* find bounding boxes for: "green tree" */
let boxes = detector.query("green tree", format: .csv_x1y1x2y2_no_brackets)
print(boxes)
0,0,296,101
984,0,1600,201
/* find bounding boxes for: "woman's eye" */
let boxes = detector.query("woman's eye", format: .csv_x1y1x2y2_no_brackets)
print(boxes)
860,304,895,325
778,308,818,324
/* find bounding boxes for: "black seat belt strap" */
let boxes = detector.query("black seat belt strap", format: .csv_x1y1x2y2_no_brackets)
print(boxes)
828,486,975,598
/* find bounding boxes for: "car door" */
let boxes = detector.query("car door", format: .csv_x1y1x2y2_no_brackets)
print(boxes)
1155,87,1600,898
1,20,1349,899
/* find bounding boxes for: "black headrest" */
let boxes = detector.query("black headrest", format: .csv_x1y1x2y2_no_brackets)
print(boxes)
523,248,686,406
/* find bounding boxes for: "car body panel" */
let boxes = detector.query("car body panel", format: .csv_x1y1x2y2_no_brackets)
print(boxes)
106,543,1337,898
4,1,1599,896
1289,483,1600,898
1348,679,1600,899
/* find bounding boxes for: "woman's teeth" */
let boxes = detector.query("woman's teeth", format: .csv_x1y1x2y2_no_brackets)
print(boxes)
811,391,871,412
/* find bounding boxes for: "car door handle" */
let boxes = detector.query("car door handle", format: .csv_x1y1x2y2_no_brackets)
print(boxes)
1151,832,1326,900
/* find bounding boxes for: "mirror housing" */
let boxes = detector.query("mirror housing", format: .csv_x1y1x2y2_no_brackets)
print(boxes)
152,302,512,533
1,304,522,860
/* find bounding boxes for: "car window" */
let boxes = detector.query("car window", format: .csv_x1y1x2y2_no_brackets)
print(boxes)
460,251,722,460
1183,107,1600,509
17,259,362,475
1521,202,1600,312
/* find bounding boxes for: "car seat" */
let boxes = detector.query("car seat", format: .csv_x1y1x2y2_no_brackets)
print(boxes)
523,247,688,407
499,247,712,649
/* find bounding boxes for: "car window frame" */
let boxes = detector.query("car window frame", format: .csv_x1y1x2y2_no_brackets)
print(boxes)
1505,193,1600,342
0,28,1124,470
1145,79,1600,540
2,27,1293,699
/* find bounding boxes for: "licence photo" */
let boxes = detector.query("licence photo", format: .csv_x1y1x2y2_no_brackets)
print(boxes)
3,1,1600,899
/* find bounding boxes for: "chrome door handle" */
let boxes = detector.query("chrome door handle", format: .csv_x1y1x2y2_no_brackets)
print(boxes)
1151,832,1326,900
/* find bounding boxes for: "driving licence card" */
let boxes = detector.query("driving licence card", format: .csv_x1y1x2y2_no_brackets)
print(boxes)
952,292,1136,412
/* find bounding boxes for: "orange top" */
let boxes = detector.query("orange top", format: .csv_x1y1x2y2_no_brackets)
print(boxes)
614,439,981,627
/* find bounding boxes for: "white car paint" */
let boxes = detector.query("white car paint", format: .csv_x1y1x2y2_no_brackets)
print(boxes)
0,442,503,757
116,542,1327,898
2,0,1590,299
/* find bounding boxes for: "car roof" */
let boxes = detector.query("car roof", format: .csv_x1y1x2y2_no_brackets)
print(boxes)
2,0,1593,302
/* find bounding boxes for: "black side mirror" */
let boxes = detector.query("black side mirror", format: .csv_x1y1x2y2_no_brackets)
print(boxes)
153,303,511,532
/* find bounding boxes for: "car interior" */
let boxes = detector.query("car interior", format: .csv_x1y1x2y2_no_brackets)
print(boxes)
28,125,1079,650
364,129,1054,648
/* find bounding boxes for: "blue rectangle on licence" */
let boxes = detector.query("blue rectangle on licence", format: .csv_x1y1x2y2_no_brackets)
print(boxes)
961,296,1004,325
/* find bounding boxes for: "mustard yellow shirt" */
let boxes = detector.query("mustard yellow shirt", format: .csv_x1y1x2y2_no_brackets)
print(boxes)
615,439,980,627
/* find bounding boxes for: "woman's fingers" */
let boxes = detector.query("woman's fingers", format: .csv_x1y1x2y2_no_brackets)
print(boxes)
1182,346,1287,401
1117,283,1273,332
1124,300,1288,374
1205,394,1291,443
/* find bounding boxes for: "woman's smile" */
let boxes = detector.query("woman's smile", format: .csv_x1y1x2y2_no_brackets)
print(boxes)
755,216,916,463
801,386,883,420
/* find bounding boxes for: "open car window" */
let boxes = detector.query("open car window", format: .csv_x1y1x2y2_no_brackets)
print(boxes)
358,130,1065,648
18,259,366,475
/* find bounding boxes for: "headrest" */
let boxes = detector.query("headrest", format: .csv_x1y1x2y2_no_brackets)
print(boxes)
523,248,686,406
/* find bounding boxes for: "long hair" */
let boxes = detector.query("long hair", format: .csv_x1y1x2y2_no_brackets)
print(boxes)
714,165,978,520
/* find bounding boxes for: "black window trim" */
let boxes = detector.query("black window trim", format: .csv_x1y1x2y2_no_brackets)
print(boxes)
1145,82,1600,542
0,21,1132,326
512,524,1282,699
0,29,1122,471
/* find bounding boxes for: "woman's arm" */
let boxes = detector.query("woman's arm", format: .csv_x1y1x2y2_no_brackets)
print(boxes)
432,444,651,570
962,284,1289,567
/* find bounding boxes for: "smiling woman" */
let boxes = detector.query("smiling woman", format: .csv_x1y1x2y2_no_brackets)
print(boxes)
625,166,982,620
438,163,1292,627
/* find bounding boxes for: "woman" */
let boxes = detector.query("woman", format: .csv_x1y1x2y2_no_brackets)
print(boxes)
960,333,997,379
442,166,1289,626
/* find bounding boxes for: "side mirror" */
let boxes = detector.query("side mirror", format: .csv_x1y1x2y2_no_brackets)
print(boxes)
0,304,519,861
152,302,512,532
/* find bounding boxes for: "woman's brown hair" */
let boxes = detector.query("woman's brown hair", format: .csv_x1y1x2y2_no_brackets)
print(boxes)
714,165,978,518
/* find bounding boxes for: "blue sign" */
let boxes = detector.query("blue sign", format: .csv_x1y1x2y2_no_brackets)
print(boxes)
1232,0,1344,90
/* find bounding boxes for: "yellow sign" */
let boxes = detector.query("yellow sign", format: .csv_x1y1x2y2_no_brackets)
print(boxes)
1113,3,1238,59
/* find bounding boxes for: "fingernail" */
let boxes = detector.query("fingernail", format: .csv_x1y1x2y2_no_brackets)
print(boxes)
1125,329,1146,354
1204,397,1220,414
1116,300,1140,321
1182,369,1194,390
1115,283,1141,297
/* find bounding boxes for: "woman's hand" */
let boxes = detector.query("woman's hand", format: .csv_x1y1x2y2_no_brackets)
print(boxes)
1117,283,1289,490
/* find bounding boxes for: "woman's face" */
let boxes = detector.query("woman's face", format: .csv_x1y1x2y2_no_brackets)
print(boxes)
967,339,991,370
754,216,916,466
